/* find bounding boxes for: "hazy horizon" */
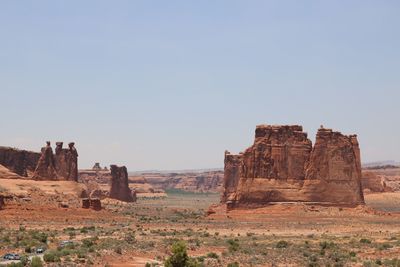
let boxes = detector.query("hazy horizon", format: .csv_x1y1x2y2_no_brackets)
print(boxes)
1,1,399,171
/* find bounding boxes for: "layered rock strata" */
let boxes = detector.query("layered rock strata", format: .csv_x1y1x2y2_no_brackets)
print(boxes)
33,142,78,181
0,147,40,177
110,165,136,202
223,125,365,208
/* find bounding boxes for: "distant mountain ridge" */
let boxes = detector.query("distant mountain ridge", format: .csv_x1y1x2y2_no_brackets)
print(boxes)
362,161,400,168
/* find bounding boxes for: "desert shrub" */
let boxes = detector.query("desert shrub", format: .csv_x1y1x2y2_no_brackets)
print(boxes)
125,232,136,244
227,262,239,267
320,241,335,250
276,240,289,248
82,237,96,248
43,250,61,262
227,239,240,252
30,256,43,267
164,240,199,267
360,238,372,244
378,243,393,250
114,246,122,254
206,252,219,259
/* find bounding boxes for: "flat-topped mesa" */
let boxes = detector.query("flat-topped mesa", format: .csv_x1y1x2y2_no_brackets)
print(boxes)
0,147,40,177
109,165,136,202
222,124,365,208
242,125,312,180
255,124,307,141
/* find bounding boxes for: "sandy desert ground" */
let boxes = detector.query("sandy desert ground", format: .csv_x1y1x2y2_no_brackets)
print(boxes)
1,185,400,267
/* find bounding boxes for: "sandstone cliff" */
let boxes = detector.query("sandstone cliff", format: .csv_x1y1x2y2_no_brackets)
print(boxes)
109,165,136,202
223,125,365,208
361,171,393,193
141,171,224,193
0,146,40,177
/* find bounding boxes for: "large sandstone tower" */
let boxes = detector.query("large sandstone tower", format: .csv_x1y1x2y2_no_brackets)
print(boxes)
222,125,365,208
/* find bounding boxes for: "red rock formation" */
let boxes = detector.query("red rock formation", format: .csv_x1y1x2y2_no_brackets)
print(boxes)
0,146,40,177
223,125,365,208
110,165,136,202
90,198,102,211
362,171,393,193
32,142,58,180
0,195,4,210
82,198,90,209
302,128,365,205
92,163,102,171
33,141,78,181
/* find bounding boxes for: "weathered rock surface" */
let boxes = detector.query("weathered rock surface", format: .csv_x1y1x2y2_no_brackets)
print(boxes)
142,171,224,193
110,165,136,202
0,146,40,177
0,195,4,209
223,125,365,208
33,142,78,181
82,198,102,210
32,142,58,180
362,171,392,193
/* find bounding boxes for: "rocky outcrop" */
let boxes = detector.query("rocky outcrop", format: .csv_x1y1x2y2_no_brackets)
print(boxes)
32,142,58,180
0,147,40,177
223,125,365,208
362,171,392,193
33,142,78,181
110,165,136,202
142,171,223,193
82,198,102,211
92,163,101,171
54,142,79,181
0,195,4,209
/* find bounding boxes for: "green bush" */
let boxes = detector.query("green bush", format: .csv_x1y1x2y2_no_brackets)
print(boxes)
164,241,199,267
30,256,43,267
227,262,239,267
43,250,61,262
206,252,219,259
276,240,289,248
227,239,240,252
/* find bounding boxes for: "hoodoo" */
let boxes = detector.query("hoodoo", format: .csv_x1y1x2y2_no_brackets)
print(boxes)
109,165,136,202
222,125,365,208
33,141,79,181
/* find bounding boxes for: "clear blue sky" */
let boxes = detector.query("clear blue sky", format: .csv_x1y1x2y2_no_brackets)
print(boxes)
1,1,399,170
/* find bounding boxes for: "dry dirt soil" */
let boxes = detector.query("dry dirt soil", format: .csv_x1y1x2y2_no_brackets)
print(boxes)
1,187,400,267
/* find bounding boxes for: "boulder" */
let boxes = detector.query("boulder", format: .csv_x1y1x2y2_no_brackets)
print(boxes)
0,195,4,209
90,198,102,211
82,198,90,209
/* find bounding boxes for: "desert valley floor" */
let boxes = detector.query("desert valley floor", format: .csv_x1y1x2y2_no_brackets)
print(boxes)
1,188,400,267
